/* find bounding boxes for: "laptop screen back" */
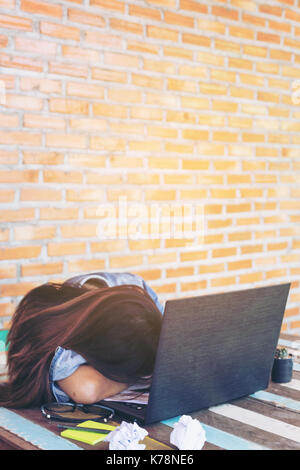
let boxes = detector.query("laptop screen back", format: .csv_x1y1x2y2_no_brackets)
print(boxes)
145,283,290,424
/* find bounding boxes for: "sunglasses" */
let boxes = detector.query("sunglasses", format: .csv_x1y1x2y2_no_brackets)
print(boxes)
40,402,115,424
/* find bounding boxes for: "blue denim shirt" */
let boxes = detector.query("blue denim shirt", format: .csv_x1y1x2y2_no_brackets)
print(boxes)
49,272,164,402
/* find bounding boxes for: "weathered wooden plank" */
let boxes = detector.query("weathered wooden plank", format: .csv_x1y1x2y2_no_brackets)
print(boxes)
251,390,300,413
280,379,300,392
239,397,300,427
268,381,300,401
209,403,300,447
190,407,299,450
163,411,269,450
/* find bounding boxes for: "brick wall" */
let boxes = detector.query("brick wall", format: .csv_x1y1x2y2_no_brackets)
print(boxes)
0,0,299,334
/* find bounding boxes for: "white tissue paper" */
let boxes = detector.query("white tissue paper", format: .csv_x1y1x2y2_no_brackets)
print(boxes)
104,421,148,450
170,415,206,450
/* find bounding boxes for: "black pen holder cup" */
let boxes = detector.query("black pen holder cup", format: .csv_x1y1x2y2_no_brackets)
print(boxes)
271,358,293,383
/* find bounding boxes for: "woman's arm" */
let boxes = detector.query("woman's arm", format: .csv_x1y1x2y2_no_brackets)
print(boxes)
57,365,128,404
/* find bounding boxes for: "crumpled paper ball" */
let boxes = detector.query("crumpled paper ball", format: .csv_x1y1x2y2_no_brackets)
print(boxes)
170,415,206,450
104,421,148,450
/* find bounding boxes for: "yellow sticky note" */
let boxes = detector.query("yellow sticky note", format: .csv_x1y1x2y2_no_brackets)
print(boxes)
60,420,116,446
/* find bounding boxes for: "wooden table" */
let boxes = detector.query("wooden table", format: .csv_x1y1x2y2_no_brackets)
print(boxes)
0,333,299,451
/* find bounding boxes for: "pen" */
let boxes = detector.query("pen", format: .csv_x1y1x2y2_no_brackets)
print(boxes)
58,424,113,434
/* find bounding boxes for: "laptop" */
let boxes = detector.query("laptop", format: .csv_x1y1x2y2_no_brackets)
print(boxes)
100,282,291,425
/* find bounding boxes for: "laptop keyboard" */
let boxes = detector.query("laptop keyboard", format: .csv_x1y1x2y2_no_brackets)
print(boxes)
123,402,147,411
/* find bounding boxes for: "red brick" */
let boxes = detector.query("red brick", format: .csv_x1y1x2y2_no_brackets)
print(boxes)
0,53,43,71
22,151,64,165
4,93,43,110
1,282,40,297
14,225,56,241
0,13,32,31
47,242,86,256
0,208,34,222
43,170,83,184
259,4,282,16
48,61,88,78
257,32,281,44
0,264,17,279
180,0,207,14
68,258,106,273
68,8,105,27
0,190,14,202
0,150,18,164
49,98,89,115
20,77,61,93
110,17,143,35
0,170,39,183
21,0,62,17
0,34,8,48
0,112,19,128
40,21,80,40
90,0,125,13
285,8,300,23
129,4,161,21
0,303,15,317
21,262,63,277
20,187,61,201
0,246,41,260
39,207,78,220
0,131,42,146
15,36,57,55
211,6,239,21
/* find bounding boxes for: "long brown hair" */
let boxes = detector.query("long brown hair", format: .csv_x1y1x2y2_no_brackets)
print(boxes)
0,282,162,408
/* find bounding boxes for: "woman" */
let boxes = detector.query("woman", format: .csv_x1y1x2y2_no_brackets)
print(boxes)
0,271,164,408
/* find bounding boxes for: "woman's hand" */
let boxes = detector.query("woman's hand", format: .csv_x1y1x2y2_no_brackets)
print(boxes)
57,365,128,404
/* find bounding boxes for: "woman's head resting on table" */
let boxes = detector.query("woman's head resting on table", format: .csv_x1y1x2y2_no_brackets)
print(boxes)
0,281,163,408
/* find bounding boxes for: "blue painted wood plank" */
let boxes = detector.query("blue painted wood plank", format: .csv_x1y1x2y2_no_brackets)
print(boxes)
0,407,82,450
250,390,300,412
